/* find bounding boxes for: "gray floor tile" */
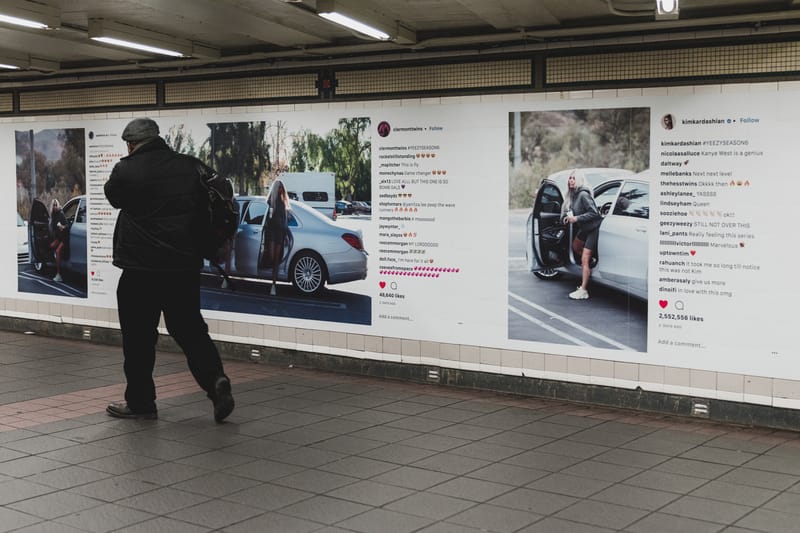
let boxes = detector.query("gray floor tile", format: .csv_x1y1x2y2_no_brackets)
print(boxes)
12,521,91,533
54,502,154,533
555,499,648,530
78,453,162,475
279,494,371,524
691,480,779,507
272,468,359,493
412,452,491,475
0,507,42,532
117,486,211,515
338,508,436,533
385,491,475,520
561,459,642,483
624,469,709,494
328,479,415,506
515,421,584,439
591,482,680,510
113,516,212,533
445,503,541,533
466,462,549,486
371,466,455,490
361,443,438,464
221,511,322,533
593,447,670,469
517,516,615,533
659,495,753,524
717,467,800,491
221,481,313,510
489,487,578,514
654,457,735,479
171,470,262,498
26,464,113,489
0,478,57,505
527,473,613,498
9,490,104,519
428,476,514,502
167,499,264,529
316,455,397,478
624,512,725,533
680,446,758,466
0,455,67,477
736,508,800,532
503,449,583,472
400,433,471,452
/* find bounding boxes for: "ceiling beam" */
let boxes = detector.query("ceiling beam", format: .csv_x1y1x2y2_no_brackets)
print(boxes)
454,0,559,29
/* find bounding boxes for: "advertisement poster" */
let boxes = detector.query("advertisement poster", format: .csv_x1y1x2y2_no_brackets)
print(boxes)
4,87,800,380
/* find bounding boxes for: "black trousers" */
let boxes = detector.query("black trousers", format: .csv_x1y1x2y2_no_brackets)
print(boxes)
116,269,225,412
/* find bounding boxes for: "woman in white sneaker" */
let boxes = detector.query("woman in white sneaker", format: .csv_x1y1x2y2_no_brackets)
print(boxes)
562,170,602,300
49,199,68,282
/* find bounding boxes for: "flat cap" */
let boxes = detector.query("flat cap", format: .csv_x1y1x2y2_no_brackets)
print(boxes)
121,118,160,143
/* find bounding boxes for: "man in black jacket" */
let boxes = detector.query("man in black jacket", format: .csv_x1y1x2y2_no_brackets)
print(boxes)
104,118,234,422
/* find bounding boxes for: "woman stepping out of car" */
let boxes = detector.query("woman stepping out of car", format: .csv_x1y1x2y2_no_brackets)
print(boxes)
561,170,602,300
266,180,290,295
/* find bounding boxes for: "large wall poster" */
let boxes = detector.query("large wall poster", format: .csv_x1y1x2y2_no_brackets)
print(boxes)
4,85,800,384
507,108,650,354
16,128,87,298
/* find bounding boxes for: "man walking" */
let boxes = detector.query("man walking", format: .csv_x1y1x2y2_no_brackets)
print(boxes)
104,117,234,423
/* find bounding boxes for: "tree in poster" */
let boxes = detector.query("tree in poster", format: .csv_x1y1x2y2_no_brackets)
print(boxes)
206,122,271,195
287,118,371,201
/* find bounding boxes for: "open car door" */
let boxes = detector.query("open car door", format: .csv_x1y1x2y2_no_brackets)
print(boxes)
529,180,569,272
28,199,51,272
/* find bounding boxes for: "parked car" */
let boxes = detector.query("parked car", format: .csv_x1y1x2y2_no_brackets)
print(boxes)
213,197,368,294
335,200,355,216
352,201,372,214
28,196,87,280
525,168,649,300
17,212,28,261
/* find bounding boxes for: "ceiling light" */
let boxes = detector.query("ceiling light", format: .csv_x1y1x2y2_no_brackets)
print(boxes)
0,0,60,29
88,18,220,58
0,63,21,70
316,0,415,44
656,0,679,20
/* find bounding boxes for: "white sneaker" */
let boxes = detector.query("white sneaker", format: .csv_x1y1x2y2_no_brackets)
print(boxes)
53,273,63,282
270,284,276,296
569,287,589,299
221,279,228,289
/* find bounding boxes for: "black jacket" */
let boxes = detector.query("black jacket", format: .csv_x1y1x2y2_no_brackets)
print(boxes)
571,186,602,232
104,137,208,271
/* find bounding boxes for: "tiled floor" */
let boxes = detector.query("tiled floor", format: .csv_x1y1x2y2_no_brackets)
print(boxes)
1,330,800,532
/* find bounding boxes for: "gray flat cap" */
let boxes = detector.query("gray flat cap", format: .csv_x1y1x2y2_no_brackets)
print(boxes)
121,118,160,142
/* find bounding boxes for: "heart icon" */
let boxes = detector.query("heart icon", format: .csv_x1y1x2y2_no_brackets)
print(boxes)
690,250,696,256
379,281,386,288
659,300,668,308
91,271,95,276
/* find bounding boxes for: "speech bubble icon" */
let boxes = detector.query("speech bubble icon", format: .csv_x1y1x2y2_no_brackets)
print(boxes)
675,300,685,310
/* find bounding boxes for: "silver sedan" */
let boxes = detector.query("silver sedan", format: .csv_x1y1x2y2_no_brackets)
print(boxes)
217,196,368,294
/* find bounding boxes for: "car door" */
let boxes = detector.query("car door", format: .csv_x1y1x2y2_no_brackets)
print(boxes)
28,199,52,270
233,199,267,277
595,180,649,298
61,197,87,276
529,180,569,271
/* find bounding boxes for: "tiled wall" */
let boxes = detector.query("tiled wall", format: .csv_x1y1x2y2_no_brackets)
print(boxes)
3,81,798,414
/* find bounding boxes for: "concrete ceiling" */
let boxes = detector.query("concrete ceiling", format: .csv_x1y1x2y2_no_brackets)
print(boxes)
1,0,799,82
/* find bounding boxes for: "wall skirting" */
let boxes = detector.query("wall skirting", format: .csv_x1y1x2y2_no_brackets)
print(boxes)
2,316,797,432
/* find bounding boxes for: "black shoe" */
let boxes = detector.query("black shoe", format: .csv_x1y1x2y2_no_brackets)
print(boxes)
213,376,234,423
106,401,158,420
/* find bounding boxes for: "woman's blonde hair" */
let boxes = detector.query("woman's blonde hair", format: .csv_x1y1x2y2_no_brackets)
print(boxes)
268,179,290,210
563,169,590,214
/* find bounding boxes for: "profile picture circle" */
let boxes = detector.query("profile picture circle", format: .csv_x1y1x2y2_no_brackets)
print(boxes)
377,121,391,137
661,113,675,130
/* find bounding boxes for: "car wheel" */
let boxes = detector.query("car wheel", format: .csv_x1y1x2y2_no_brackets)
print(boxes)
533,268,561,280
290,252,326,294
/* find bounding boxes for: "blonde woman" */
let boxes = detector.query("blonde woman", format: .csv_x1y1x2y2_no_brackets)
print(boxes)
49,199,67,282
561,170,602,299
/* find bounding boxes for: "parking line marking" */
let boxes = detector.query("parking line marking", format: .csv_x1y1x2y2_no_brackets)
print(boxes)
509,304,590,346
509,291,635,351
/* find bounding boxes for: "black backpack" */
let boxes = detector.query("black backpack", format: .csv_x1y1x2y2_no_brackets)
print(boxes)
197,163,239,272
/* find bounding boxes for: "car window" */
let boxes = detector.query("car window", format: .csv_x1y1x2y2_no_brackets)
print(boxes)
537,182,562,215
62,199,78,224
593,182,621,214
244,201,267,225
613,181,649,219
17,212,24,226
303,191,328,202
75,200,87,223
288,212,298,227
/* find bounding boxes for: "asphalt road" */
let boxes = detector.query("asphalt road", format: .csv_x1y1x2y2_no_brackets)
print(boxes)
18,262,87,299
